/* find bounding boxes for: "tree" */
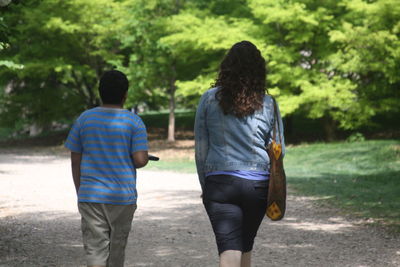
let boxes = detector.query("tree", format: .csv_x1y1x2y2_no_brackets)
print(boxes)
0,1,22,69
160,0,400,140
115,0,215,141
1,0,398,140
113,0,182,141
160,0,262,101
0,0,124,134
329,0,400,128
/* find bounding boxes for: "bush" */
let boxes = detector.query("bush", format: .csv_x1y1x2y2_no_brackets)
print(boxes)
347,132,366,143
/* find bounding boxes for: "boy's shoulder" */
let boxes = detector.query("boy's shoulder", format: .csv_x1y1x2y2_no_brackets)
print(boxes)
79,107,134,117
79,107,98,116
79,107,144,127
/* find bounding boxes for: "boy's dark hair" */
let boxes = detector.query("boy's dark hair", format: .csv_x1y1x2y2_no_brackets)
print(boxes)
99,70,129,105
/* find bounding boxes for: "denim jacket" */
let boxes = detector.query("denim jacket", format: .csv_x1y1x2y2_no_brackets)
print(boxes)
194,87,285,190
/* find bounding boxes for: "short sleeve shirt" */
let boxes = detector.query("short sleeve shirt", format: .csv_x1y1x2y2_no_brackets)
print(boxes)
64,107,148,205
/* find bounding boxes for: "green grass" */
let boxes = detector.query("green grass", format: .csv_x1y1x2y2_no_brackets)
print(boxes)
146,158,196,173
285,140,400,231
147,139,400,231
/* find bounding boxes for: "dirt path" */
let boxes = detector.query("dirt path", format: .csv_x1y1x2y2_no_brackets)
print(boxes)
0,148,399,267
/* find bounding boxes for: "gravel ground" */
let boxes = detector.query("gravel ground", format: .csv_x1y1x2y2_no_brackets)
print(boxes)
0,148,399,267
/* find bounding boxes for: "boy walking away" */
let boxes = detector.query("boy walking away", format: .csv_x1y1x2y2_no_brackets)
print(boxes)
65,70,149,267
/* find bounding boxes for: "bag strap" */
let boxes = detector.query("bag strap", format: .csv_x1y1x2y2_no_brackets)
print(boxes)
271,97,282,144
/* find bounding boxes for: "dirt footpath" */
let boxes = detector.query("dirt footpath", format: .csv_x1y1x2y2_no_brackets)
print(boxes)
0,148,399,267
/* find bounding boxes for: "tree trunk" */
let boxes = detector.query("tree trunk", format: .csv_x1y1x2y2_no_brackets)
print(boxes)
167,86,176,142
167,67,176,142
29,123,42,137
322,115,336,142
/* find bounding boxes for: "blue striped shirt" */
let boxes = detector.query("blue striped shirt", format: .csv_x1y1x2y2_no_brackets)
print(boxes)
64,107,148,205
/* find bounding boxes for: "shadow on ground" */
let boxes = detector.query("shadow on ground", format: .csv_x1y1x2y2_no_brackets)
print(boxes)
0,148,68,165
288,170,400,230
0,212,83,266
1,190,399,267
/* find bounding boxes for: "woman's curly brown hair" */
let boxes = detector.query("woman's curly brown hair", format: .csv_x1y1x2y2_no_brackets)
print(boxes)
214,41,267,117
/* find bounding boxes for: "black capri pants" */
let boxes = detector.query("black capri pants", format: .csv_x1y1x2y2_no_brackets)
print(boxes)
203,175,269,254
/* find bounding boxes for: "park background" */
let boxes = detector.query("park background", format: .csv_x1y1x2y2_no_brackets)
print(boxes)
0,0,399,237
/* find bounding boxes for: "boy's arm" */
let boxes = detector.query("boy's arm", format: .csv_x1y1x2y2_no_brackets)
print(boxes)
130,115,149,168
132,150,149,168
71,152,82,194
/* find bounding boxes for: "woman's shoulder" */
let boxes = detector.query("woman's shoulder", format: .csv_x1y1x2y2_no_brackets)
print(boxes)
263,94,274,102
203,87,219,96
263,94,275,108
200,87,219,102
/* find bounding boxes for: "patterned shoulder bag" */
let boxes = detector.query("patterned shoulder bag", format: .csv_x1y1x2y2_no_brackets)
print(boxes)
266,98,287,221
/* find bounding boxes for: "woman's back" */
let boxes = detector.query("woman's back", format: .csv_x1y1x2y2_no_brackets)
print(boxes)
196,87,282,175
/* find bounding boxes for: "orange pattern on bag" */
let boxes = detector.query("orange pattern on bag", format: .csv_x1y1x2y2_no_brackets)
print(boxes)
272,142,282,160
266,201,282,220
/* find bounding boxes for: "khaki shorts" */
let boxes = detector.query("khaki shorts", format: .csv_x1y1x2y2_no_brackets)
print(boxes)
78,202,137,267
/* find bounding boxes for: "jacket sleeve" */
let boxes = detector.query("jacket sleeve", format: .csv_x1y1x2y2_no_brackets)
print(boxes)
194,92,209,191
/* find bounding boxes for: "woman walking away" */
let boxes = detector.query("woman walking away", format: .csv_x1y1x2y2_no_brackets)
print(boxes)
195,41,285,267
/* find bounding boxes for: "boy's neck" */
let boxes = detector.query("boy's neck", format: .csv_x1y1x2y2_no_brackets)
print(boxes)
101,104,124,109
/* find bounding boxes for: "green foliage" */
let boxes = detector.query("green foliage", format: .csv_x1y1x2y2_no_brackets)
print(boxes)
0,0,124,131
0,16,8,49
161,0,400,132
160,2,264,102
0,126,13,140
0,60,23,69
328,0,400,120
242,0,377,128
346,132,366,143
1,6,21,70
110,0,177,110
0,0,399,137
